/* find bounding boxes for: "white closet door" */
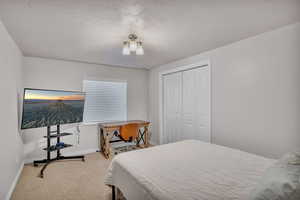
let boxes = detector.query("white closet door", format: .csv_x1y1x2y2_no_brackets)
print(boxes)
163,72,182,143
182,66,210,142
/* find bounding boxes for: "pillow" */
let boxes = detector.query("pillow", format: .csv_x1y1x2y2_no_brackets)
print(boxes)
249,152,300,200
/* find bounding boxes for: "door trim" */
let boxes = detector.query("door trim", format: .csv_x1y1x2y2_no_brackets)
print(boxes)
158,59,211,144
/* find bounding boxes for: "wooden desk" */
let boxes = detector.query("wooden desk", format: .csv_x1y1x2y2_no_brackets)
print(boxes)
98,120,150,159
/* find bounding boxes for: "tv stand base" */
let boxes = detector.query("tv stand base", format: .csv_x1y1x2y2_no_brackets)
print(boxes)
34,155,85,178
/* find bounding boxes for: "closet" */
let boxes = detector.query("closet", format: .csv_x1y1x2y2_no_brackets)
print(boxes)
162,65,210,144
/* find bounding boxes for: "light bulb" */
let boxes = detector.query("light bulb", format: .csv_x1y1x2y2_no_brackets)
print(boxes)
122,41,130,55
123,47,130,55
129,41,137,51
136,42,144,55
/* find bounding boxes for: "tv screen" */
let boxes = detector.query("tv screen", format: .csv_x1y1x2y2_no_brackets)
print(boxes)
21,88,85,129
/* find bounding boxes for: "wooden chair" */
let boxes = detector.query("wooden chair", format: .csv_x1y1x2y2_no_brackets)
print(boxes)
118,123,139,142
109,123,139,148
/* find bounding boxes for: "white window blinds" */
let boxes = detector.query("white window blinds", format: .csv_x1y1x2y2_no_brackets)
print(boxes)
83,80,127,123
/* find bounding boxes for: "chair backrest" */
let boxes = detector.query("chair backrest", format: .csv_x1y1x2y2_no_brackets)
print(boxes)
119,123,139,142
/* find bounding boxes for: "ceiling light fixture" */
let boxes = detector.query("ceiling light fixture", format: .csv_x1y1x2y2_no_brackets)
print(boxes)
122,34,144,55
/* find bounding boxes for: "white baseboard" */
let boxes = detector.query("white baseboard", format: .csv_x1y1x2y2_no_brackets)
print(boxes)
24,148,100,164
150,140,159,146
5,161,24,200
62,148,100,157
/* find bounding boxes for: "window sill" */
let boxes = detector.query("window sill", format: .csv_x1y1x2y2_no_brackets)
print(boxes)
82,122,101,126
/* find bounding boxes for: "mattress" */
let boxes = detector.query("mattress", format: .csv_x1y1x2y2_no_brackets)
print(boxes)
105,140,275,200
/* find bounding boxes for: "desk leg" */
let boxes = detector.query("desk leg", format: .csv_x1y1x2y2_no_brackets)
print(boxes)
136,126,149,148
144,125,149,147
102,128,109,159
103,128,114,159
103,128,109,159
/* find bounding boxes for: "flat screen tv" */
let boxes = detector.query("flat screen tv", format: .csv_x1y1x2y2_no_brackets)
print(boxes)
21,88,85,129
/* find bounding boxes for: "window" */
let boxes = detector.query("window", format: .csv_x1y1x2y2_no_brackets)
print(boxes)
83,80,127,123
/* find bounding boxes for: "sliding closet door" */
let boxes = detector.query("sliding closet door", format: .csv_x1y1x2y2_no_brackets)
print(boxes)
182,67,210,142
163,72,182,143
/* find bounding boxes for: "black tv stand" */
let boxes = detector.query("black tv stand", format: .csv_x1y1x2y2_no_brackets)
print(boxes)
33,125,85,178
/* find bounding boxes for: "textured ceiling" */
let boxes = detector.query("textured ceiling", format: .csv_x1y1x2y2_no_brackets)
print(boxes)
0,0,299,68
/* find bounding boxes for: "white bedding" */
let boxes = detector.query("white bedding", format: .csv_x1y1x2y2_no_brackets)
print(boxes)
105,140,275,200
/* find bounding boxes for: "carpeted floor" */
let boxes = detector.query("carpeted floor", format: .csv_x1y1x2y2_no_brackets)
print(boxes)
11,153,112,200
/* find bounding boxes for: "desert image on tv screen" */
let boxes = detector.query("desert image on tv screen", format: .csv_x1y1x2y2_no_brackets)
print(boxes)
21,89,85,129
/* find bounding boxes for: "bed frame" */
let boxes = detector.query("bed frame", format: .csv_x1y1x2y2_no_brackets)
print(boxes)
112,186,116,200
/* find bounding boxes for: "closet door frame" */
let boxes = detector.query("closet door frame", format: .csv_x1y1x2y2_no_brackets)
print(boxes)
158,59,211,145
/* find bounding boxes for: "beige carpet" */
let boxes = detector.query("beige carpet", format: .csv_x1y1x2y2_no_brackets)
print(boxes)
11,153,112,200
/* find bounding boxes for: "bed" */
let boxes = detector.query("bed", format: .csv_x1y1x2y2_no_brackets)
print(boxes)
105,140,276,200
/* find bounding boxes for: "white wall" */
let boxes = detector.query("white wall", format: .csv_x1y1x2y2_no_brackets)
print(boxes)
22,57,149,162
149,23,300,159
0,20,24,199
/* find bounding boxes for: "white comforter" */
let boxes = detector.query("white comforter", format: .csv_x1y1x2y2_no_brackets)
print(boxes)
105,140,275,200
